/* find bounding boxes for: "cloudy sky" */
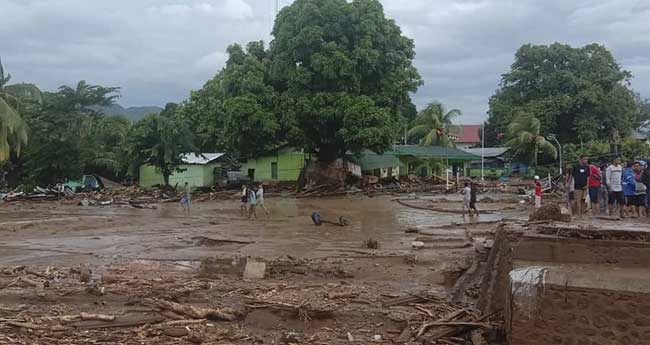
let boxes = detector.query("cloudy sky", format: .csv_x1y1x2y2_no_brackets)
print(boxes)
1,0,649,123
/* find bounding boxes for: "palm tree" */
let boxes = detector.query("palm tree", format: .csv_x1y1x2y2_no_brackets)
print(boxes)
505,112,557,166
407,102,461,147
0,58,29,162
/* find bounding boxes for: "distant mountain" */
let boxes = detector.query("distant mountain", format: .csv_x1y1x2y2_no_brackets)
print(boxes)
93,104,162,121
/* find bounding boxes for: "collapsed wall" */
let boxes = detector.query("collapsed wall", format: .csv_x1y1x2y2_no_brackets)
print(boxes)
479,222,650,345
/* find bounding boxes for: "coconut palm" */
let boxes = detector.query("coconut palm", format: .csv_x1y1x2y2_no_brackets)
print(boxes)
505,112,557,166
0,58,30,162
407,102,461,147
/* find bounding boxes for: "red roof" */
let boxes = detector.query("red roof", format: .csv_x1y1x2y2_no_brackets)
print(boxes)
450,125,481,143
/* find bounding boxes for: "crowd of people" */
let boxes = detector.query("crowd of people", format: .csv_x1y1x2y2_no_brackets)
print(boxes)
563,155,650,219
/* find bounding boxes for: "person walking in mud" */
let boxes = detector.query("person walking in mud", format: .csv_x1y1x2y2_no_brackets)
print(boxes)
248,186,258,219
256,183,270,218
469,181,479,216
180,182,191,213
462,182,472,217
240,184,249,217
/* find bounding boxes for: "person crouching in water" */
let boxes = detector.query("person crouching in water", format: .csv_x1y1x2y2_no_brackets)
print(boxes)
534,176,543,209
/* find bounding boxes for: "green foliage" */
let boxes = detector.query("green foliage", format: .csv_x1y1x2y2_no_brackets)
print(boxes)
505,112,557,165
21,81,125,185
621,138,650,162
407,102,460,147
484,43,642,146
180,42,279,158
182,0,421,162
271,0,422,160
0,59,33,162
128,103,197,186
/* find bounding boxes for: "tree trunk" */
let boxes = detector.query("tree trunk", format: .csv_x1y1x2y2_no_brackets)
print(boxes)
318,143,338,163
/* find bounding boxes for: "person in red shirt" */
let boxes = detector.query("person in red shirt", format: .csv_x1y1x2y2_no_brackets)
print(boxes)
534,176,542,209
588,164,602,214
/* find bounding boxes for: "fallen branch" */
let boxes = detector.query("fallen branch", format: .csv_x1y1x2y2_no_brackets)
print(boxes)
80,313,115,322
146,298,239,321
416,308,468,338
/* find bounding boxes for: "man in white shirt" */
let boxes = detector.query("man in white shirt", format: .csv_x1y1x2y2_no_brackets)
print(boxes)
606,158,624,217
462,182,472,217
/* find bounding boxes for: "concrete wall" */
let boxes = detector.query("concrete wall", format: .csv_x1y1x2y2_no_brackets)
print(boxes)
139,164,217,187
509,271,650,345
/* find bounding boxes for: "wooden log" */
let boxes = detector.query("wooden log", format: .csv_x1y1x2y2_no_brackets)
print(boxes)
72,316,163,329
80,312,116,322
147,298,238,321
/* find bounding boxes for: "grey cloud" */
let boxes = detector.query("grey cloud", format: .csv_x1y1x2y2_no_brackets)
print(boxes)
1,0,648,124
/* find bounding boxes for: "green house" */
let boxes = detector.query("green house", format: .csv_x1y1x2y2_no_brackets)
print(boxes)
387,145,479,177
240,147,307,182
139,153,226,188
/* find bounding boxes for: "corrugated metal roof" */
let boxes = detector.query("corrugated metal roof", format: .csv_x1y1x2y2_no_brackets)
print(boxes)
462,147,509,158
181,153,225,165
388,145,479,161
353,153,403,171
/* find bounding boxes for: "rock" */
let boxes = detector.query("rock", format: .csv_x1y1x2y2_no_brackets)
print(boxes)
243,259,266,279
411,241,425,249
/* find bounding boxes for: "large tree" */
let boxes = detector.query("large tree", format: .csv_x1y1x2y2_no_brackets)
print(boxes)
484,43,641,146
180,42,279,158
269,0,422,161
407,102,460,147
129,103,196,187
21,81,121,185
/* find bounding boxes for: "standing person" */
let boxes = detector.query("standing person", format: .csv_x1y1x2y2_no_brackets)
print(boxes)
180,182,191,213
534,176,542,209
469,181,479,216
240,184,249,217
462,182,472,217
588,163,602,215
564,166,576,215
642,162,650,217
573,156,590,218
606,158,624,218
622,162,636,217
248,186,258,219
256,183,270,218
633,161,647,217
599,162,609,214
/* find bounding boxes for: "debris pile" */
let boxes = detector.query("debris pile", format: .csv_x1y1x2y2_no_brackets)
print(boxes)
528,203,571,222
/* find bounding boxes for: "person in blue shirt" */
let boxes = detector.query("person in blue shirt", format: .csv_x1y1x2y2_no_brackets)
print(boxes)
622,162,636,217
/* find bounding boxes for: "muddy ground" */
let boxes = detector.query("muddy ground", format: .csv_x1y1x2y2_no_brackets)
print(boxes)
0,193,548,344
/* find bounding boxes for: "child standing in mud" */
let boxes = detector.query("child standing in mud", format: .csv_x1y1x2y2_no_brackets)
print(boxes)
534,176,542,209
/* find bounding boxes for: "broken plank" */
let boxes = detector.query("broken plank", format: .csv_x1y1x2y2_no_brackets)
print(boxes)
72,316,163,329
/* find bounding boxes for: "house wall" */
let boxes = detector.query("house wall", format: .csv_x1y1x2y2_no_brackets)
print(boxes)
241,151,306,182
139,164,218,188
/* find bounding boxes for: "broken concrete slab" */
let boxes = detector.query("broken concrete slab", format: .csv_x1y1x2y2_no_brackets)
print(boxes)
243,259,266,279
